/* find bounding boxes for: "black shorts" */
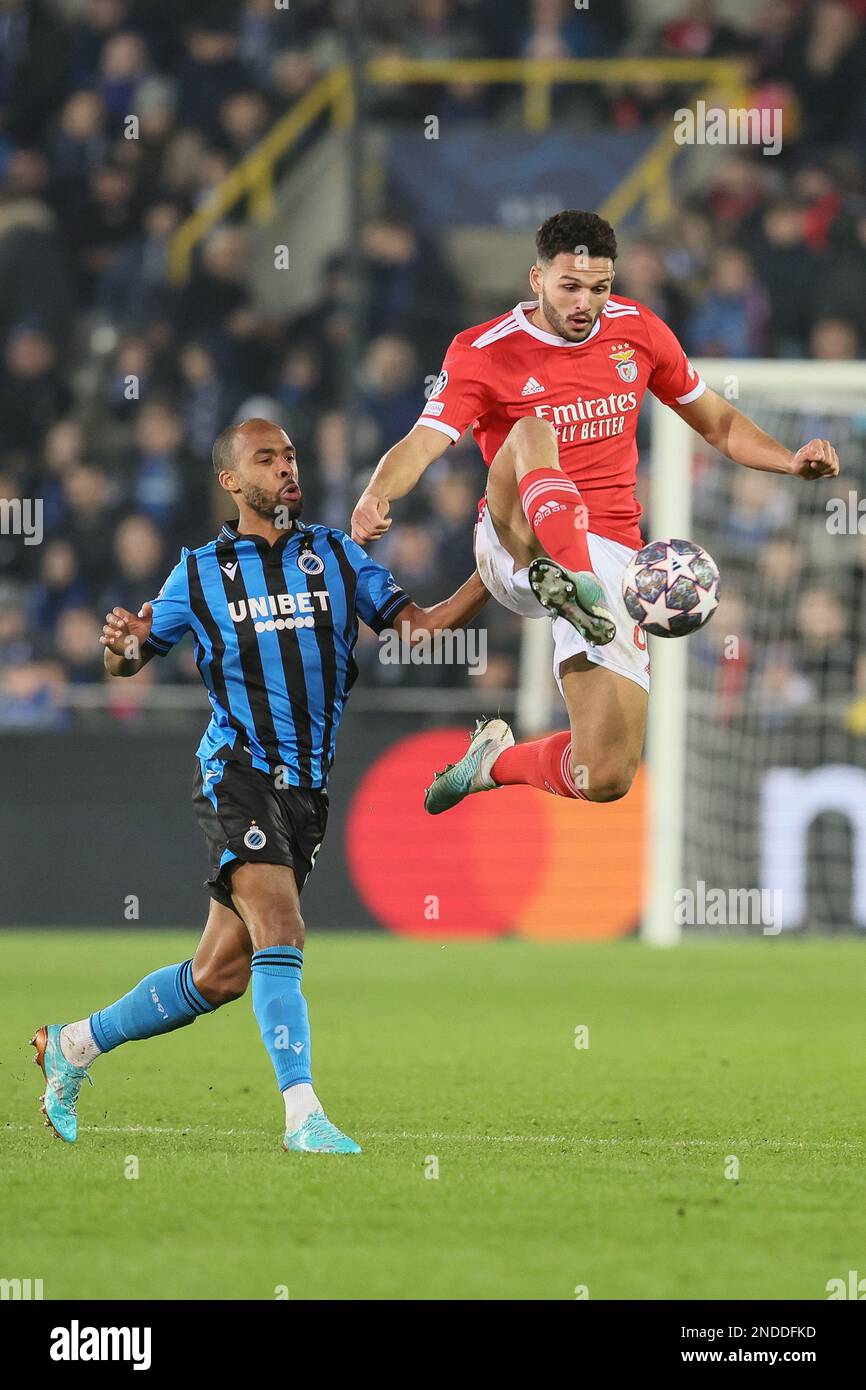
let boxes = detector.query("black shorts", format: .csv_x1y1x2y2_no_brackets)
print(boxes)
192,758,329,916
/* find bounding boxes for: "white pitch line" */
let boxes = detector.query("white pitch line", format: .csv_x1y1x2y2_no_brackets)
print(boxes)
380,1133,866,1149
3,1123,864,1148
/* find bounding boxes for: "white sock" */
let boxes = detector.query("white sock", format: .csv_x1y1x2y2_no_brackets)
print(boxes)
283,1082,323,1133
59,1020,102,1068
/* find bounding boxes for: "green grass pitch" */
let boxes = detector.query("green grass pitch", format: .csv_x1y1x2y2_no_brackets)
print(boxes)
2,930,864,1300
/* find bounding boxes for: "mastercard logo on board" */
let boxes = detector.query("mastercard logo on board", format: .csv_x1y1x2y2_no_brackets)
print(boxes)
346,730,646,940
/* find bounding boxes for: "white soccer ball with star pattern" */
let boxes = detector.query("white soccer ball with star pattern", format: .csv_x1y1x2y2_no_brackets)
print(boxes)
622,538,720,638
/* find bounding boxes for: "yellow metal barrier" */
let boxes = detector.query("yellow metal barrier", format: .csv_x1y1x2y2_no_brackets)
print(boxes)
168,67,350,283
600,76,750,228
168,57,749,284
367,57,749,133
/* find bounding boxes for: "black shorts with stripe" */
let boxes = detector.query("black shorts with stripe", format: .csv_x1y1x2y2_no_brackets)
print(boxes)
192,759,329,916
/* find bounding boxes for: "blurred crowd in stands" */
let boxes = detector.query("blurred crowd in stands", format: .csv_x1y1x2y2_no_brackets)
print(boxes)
1,0,865,726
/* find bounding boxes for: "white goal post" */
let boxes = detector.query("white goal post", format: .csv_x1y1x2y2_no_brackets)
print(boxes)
644,360,866,945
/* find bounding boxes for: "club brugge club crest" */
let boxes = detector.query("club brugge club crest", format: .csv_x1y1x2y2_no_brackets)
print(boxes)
298,551,325,575
243,822,267,850
609,344,638,383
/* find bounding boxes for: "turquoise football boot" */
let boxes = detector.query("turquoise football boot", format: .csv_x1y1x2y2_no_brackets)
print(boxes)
424,716,514,816
282,1112,362,1154
30,1024,93,1144
528,556,616,646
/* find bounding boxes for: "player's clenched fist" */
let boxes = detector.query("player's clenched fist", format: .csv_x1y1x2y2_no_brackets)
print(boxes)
791,438,839,480
100,602,153,662
351,492,392,544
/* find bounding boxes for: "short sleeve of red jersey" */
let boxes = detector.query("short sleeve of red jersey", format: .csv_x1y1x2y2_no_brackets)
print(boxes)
413,339,494,445
646,312,706,408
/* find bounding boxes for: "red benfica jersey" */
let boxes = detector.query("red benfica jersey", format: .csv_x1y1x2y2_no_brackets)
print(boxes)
414,295,705,549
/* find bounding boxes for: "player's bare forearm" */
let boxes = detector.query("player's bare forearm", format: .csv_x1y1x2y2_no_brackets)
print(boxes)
103,648,150,677
352,426,452,543
676,388,839,481
393,571,489,638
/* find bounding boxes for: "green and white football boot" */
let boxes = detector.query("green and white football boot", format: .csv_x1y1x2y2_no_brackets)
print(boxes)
527,557,616,646
424,717,514,816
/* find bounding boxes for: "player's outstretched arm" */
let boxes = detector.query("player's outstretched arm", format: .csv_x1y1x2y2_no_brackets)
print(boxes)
675,387,840,480
389,571,489,640
100,603,156,677
351,424,452,544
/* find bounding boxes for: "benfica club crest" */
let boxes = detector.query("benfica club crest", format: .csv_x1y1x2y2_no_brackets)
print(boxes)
609,343,638,383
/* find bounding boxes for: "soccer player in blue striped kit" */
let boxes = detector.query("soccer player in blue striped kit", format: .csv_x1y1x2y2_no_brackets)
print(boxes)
30,418,488,1154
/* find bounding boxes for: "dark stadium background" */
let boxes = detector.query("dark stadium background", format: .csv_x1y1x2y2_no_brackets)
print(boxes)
2,0,866,933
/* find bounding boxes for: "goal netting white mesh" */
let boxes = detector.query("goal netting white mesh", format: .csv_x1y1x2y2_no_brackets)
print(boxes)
650,363,866,939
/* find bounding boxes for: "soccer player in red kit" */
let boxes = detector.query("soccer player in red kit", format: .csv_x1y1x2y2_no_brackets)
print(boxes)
351,210,839,812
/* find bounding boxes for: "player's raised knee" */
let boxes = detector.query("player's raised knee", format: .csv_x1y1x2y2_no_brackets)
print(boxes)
507,414,557,452
584,761,637,803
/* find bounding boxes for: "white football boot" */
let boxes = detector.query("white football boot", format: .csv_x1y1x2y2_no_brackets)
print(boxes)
424,717,515,815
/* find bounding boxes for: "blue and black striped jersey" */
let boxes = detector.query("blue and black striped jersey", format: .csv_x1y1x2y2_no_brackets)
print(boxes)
143,520,411,787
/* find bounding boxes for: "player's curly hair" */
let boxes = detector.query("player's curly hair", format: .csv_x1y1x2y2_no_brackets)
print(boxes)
536,210,618,265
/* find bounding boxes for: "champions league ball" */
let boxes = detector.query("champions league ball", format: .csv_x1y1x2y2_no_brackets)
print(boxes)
622,538,720,638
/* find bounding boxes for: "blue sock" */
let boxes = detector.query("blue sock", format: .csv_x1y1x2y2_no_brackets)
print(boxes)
251,945,313,1092
90,960,214,1053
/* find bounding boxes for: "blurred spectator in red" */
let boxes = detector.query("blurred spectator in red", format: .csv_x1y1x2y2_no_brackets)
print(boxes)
656,0,751,58
705,153,770,232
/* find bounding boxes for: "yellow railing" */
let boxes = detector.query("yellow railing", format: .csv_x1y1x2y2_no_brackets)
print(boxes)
168,67,353,283
168,57,749,284
367,56,749,130
600,76,750,228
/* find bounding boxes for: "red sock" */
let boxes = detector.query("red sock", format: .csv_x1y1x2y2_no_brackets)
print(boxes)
517,467,593,574
491,731,587,799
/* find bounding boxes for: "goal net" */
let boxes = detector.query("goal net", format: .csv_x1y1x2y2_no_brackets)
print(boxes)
646,362,866,941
